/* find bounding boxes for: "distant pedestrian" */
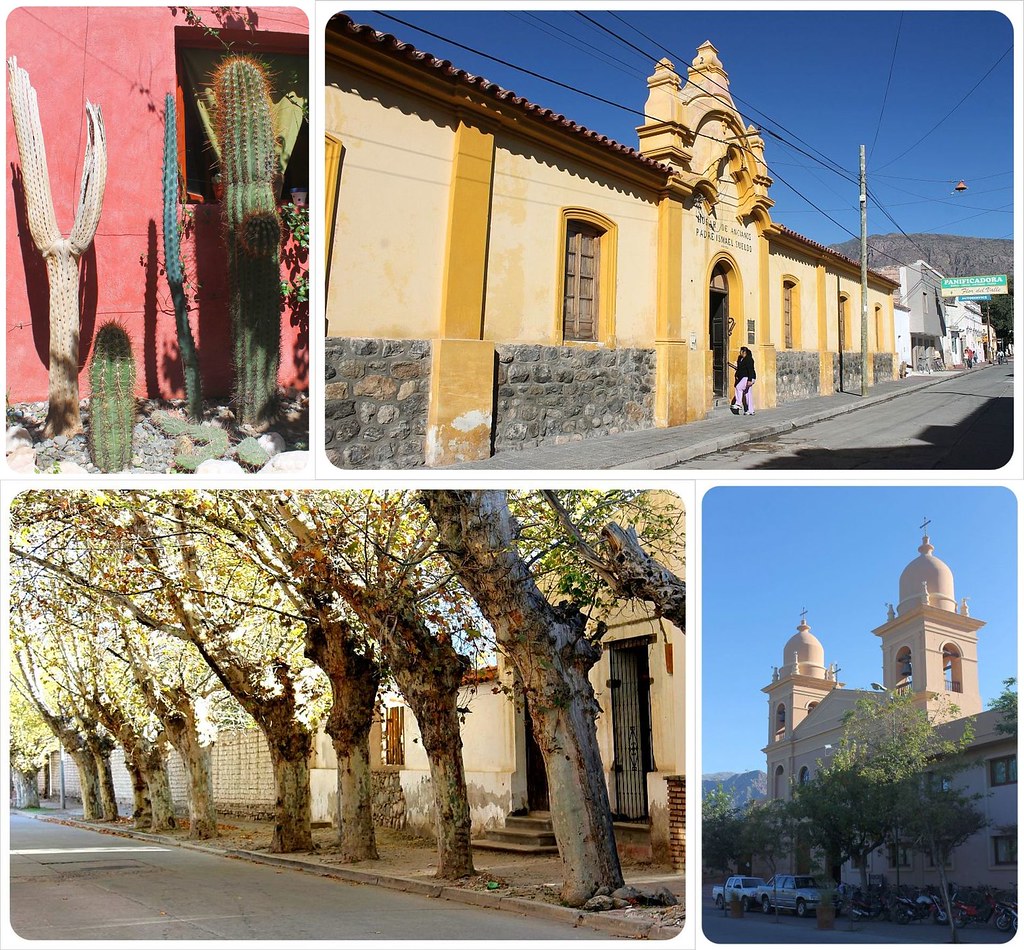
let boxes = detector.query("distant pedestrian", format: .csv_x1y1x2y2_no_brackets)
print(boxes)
731,346,756,415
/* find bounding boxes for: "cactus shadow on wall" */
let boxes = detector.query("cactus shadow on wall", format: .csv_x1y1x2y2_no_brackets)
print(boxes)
191,203,233,399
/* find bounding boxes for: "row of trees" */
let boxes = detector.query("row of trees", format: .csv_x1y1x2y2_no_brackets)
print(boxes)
9,489,685,906
704,686,1016,942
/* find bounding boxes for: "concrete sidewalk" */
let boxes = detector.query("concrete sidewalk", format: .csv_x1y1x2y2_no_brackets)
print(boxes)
445,365,986,471
14,805,684,940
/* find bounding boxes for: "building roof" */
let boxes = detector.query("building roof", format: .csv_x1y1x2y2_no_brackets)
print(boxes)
328,14,675,177
331,14,899,290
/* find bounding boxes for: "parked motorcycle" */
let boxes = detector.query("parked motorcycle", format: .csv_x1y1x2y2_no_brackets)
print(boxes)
846,889,886,921
994,901,1017,934
893,891,949,925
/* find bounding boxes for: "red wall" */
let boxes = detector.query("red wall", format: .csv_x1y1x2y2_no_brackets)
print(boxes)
5,6,309,402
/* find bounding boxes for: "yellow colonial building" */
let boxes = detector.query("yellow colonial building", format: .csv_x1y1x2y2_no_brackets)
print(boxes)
325,15,899,467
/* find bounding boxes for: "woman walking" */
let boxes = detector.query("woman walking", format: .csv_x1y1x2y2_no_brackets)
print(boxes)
733,346,756,415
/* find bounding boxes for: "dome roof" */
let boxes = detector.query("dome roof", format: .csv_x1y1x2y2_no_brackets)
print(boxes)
898,534,956,614
783,619,826,678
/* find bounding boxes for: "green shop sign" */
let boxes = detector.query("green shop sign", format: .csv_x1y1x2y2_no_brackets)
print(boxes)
940,274,1008,297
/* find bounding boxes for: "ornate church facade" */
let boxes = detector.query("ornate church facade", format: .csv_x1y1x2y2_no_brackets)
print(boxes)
763,531,1016,888
324,14,899,467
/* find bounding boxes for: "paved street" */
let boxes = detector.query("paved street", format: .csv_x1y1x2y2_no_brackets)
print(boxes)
681,363,1013,469
701,896,1013,944
8,814,597,941
446,362,1013,471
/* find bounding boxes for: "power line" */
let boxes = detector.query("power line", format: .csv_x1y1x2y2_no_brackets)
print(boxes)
874,45,1012,171
867,11,903,164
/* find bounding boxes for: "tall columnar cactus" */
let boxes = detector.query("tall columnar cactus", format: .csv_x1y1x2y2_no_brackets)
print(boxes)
163,92,203,421
213,56,282,427
7,57,107,437
87,321,136,472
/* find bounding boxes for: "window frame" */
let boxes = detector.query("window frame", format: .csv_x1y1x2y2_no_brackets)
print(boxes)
556,208,617,344
174,25,309,205
989,754,1017,787
782,280,795,349
993,834,1017,866
384,705,405,767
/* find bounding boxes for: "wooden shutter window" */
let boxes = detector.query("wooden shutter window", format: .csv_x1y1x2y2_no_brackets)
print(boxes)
783,282,794,349
563,222,601,341
385,706,405,766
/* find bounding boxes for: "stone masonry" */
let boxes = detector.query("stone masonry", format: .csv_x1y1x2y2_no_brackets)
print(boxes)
325,338,431,469
775,350,821,404
833,351,865,394
371,770,407,829
873,352,895,384
494,344,655,453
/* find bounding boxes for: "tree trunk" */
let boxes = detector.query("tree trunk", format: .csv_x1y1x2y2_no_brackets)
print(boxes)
92,748,119,821
70,749,103,820
13,769,40,808
425,490,624,905
267,735,314,853
163,716,218,839
413,695,475,878
125,755,152,829
142,748,177,832
304,614,380,861
348,589,476,879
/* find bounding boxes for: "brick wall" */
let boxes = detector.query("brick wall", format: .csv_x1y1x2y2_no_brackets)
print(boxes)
666,774,685,871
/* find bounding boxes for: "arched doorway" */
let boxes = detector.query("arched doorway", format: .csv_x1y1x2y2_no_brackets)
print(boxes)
709,263,731,397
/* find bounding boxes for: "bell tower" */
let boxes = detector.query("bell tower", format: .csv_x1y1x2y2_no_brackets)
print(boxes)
762,614,840,799
872,526,984,717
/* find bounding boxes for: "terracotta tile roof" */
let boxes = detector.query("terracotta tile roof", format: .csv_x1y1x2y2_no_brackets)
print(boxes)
776,224,899,287
329,14,675,177
462,665,499,686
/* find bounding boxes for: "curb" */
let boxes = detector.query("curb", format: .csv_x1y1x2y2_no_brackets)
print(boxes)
18,811,681,939
625,368,972,470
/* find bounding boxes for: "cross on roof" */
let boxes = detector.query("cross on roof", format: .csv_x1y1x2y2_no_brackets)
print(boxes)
920,516,931,532
800,607,808,623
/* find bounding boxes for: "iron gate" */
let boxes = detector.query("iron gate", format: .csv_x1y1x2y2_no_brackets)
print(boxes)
608,639,654,820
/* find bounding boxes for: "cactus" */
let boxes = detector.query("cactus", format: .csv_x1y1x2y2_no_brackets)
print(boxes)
7,57,107,437
163,93,203,421
213,56,282,428
87,321,136,472
235,436,270,470
151,410,229,472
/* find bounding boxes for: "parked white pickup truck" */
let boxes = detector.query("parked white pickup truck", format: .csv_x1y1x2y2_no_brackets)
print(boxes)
755,874,834,917
711,876,767,912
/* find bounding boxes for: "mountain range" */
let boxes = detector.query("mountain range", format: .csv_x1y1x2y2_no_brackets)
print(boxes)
702,770,767,808
828,233,1012,281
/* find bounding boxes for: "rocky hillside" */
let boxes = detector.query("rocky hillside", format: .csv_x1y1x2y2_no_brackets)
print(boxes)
830,233,1012,280
702,770,767,808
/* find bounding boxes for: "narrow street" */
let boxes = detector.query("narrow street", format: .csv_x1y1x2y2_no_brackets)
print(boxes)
679,363,1013,469
8,815,596,941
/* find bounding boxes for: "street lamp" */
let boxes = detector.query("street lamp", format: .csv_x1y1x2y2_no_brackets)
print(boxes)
871,683,900,891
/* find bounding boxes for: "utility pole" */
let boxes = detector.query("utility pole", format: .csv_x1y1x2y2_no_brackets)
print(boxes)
860,145,869,395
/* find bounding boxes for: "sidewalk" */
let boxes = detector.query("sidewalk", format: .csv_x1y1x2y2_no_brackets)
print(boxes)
445,365,985,471
14,804,684,940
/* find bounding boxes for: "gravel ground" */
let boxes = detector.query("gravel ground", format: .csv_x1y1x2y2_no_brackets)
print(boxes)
7,390,308,474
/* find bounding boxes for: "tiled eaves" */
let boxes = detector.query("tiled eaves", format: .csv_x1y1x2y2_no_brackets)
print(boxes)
775,223,900,288
329,14,676,179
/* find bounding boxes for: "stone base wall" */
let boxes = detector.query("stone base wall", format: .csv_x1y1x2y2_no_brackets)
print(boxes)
371,770,407,829
494,345,654,452
833,351,865,394
325,338,431,469
874,352,895,384
775,351,821,404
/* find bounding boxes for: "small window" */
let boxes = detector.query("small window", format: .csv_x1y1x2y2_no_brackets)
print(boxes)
384,706,405,766
176,27,309,203
989,754,1017,787
798,766,809,784
783,281,795,349
993,834,1017,866
563,223,601,341
888,842,911,869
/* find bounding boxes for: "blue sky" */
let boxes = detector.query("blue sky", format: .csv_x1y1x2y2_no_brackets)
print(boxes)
701,486,1018,776
340,8,1016,247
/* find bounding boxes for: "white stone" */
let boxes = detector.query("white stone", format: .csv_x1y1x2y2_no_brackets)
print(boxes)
259,450,310,474
258,432,287,457
6,445,36,473
6,425,33,452
195,458,246,475
55,460,89,475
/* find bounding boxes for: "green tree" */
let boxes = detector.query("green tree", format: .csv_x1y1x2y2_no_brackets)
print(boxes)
739,798,792,916
702,785,742,874
990,677,1017,737
987,277,1013,346
9,685,56,808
